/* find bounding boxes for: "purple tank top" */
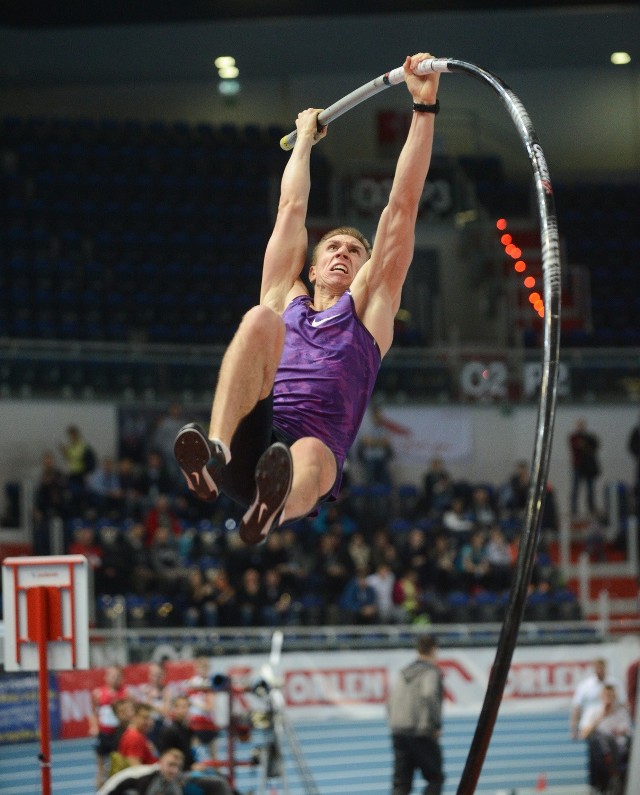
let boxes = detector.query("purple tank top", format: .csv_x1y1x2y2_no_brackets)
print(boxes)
273,290,381,496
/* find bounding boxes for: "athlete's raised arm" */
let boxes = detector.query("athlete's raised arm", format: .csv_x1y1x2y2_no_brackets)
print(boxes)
260,109,326,312
352,53,440,355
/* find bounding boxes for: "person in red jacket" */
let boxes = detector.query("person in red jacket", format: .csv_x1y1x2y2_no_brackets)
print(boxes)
118,703,158,768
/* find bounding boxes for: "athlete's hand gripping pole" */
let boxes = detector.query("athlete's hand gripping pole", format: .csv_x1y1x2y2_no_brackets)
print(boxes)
279,57,451,151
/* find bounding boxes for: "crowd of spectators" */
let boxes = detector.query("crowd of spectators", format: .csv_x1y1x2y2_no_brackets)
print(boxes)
90,658,242,792
3,412,577,629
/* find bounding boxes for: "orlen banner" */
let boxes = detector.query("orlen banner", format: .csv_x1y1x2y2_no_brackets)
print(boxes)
52,640,640,738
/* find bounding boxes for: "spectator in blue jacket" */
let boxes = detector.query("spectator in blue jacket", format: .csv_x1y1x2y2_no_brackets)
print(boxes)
340,568,379,624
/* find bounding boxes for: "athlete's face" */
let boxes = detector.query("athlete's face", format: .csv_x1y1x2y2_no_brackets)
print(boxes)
309,235,368,288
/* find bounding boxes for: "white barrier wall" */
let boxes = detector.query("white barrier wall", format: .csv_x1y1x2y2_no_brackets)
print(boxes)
199,639,640,723
53,638,640,736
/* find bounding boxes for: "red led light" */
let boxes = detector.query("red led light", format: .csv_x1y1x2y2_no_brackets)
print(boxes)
496,218,543,319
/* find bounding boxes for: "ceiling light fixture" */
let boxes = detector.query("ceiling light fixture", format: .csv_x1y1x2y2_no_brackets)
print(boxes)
610,51,631,65
214,56,236,69
218,65,239,79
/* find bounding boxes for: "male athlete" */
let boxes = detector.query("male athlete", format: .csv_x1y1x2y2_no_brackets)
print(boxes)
175,52,440,545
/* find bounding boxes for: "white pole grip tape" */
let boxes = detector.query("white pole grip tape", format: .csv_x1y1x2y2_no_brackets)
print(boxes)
280,57,450,150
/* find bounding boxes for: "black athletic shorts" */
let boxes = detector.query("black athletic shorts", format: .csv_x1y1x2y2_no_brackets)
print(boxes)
95,730,117,757
219,393,336,512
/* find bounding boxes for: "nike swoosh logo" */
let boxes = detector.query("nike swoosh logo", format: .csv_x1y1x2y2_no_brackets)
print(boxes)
257,502,269,523
311,313,341,327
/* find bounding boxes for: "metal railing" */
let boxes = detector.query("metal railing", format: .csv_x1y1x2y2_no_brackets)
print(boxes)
87,621,604,666
1,339,640,404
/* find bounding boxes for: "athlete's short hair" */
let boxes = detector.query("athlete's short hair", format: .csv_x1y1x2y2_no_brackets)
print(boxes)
310,226,372,268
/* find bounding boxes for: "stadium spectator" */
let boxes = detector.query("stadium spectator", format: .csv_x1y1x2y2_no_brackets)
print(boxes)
122,520,156,595
399,527,431,584
67,519,103,573
456,529,490,592
570,658,621,740
346,530,372,573
468,485,498,529
262,566,300,625
157,696,197,771
148,524,189,596
568,417,601,518
388,634,444,795
138,450,176,506
484,525,513,591
59,424,95,513
311,531,352,621
430,532,458,595
579,682,632,793
418,457,453,517
340,567,379,624
393,568,423,623
98,748,186,795
132,662,171,747
236,567,265,626
442,495,474,537
117,703,158,768
144,493,182,546
89,665,130,788
183,566,218,627
499,460,530,521
97,522,134,595
33,450,69,554
367,561,401,623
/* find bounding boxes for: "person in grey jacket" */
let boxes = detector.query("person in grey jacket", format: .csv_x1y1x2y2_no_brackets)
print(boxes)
387,634,444,795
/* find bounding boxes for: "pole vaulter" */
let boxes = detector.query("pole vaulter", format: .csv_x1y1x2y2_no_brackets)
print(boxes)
282,56,562,794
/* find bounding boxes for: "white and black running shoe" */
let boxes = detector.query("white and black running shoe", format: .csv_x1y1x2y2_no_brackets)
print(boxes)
239,442,293,546
173,422,226,502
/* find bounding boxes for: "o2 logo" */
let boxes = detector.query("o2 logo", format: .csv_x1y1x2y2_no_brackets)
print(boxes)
460,360,571,401
460,360,508,400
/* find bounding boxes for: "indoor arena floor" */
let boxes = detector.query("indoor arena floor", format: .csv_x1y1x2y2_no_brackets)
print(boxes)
0,712,588,795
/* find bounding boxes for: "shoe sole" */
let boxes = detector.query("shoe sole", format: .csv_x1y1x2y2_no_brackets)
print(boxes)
174,423,220,501
239,443,293,546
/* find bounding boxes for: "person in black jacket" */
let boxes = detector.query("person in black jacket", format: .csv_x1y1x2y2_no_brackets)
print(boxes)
157,696,195,771
568,418,601,517
387,634,444,795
